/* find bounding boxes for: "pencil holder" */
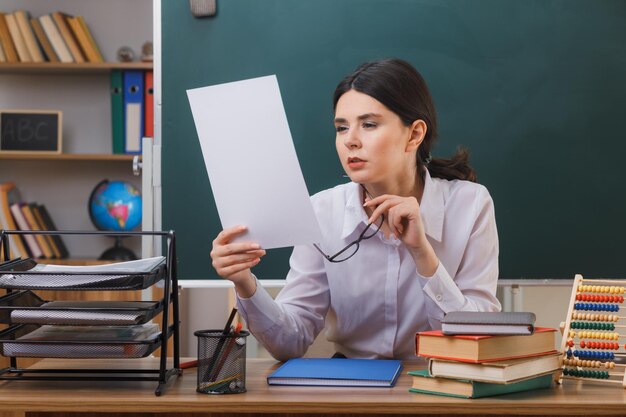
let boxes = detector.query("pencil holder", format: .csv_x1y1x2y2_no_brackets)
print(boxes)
194,329,249,394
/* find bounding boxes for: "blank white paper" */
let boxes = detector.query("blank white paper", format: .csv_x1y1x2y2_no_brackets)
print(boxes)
187,75,322,249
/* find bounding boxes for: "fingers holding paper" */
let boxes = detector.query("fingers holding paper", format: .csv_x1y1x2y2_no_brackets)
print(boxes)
211,225,266,285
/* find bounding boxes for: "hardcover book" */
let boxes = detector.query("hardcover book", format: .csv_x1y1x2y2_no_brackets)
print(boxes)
408,369,556,399
441,311,536,335
428,352,562,384
267,358,402,387
415,327,557,363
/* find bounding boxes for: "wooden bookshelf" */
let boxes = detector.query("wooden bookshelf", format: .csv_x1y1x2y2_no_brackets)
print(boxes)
0,62,152,74
0,152,135,162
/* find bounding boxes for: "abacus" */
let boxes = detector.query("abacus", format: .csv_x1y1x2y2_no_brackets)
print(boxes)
560,274,626,387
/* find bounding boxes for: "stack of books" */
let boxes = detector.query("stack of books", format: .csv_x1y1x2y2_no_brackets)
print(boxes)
0,182,69,261
0,10,103,64
410,312,561,398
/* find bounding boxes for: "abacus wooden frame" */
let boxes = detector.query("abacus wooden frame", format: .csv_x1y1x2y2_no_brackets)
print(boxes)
560,274,626,388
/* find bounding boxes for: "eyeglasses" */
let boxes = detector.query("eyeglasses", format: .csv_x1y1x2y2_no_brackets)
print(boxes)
313,213,384,263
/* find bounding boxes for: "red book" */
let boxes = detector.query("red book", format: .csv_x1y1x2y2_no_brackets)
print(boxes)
415,327,557,363
144,70,154,138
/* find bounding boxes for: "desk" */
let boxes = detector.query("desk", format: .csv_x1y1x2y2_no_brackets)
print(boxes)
0,358,626,416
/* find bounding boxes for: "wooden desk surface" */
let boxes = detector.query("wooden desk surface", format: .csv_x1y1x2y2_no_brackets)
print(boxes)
1,358,626,416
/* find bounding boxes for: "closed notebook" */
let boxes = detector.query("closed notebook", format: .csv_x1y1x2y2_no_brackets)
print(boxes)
429,352,562,384
442,311,536,335
408,369,555,399
267,358,402,387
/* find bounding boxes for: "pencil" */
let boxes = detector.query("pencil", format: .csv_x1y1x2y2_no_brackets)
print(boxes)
204,307,237,381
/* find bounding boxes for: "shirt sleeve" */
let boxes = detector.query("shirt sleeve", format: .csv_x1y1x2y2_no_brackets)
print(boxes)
236,243,330,361
421,186,501,328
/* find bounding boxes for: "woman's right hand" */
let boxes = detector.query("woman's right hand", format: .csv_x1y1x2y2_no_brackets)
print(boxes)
210,225,266,290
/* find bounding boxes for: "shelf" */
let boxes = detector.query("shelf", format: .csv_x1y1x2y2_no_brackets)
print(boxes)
0,62,153,74
0,153,135,162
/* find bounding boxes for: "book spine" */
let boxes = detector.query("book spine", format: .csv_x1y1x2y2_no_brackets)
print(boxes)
0,12,19,63
30,18,59,62
66,16,98,63
19,204,52,259
39,15,72,63
51,11,84,63
5,13,31,62
76,16,103,63
10,203,43,258
14,10,44,62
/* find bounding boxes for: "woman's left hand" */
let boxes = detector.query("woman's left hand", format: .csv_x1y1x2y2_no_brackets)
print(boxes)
364,194,426,248
364,194,438,276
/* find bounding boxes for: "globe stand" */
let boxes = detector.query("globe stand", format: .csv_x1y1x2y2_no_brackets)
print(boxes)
99,236,137,261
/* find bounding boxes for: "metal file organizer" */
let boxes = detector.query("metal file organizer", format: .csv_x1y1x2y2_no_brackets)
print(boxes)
0,230,181,396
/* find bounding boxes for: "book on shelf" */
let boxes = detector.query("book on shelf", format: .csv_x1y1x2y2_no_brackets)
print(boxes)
4,12,30,62
19,203,53,258
39,14,72,63
267,358,403,387
76,16,104,62
29,204,60,258
0,12,19,63
14,10,44,63
66,15,102,63
51,11,84,63
428,352,562,384
0,182,26,259
408,369,556,399
32,203,68,258
441,311,536,335
415,327,557,363
9,203,43,258
29,17,59,62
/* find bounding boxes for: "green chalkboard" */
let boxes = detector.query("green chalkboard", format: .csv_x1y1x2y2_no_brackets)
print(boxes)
162,0,626,280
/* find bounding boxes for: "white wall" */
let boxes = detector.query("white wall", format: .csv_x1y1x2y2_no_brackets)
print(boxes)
179,282,575,359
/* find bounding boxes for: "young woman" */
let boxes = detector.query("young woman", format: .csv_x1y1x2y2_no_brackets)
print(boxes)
211,58,501,360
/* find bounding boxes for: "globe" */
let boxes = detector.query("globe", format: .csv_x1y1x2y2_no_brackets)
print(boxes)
88,180,142,231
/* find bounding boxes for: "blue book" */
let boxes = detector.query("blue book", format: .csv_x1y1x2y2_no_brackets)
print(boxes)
267,358,402,387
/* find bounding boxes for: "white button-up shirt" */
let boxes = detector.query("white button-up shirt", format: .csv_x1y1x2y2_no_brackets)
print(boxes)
237,169,501,360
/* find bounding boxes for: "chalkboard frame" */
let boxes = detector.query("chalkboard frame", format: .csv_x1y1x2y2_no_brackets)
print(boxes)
0,110,62,154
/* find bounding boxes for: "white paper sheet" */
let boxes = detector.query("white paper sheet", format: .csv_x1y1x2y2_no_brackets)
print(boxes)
187,75,322,249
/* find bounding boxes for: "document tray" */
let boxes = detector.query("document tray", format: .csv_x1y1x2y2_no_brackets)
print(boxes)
0,323,162,358
0,260,166,291
0,290,163,325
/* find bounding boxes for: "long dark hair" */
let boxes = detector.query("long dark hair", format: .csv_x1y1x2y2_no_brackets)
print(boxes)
333,58,476,182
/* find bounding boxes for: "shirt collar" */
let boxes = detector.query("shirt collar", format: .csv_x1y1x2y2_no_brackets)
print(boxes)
340,169,444,242
419,168,444,242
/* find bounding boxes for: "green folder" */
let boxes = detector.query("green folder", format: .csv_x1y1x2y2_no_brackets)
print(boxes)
408,369,554,399
110,70,124,154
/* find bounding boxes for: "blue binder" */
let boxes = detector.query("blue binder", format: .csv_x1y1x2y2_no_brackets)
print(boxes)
266,358,402,387
122,70,144,154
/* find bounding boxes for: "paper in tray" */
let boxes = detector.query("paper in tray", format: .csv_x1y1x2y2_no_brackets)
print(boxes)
0,323,162,358
0,257,166,290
